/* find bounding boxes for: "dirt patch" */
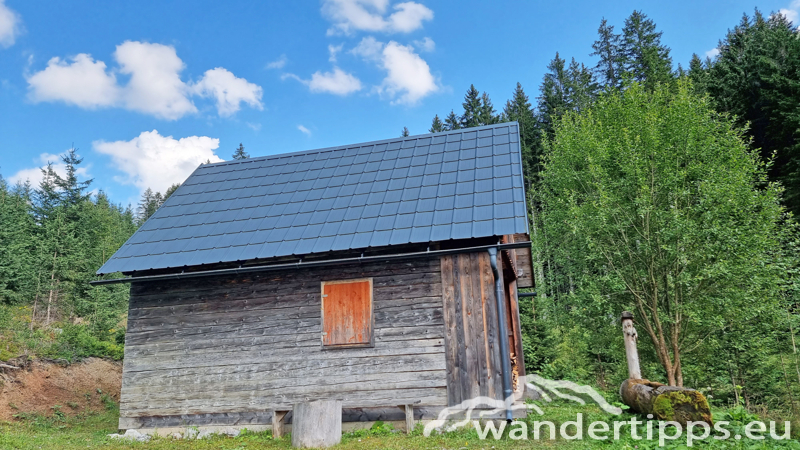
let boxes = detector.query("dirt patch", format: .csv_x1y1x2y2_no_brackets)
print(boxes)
0,358,122,420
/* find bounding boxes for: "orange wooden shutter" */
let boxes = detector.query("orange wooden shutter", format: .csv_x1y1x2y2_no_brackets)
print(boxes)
322,280,372,346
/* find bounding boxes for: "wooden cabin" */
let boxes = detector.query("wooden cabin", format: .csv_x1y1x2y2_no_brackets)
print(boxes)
95,122,535,433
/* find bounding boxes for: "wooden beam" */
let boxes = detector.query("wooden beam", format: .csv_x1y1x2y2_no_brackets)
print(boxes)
404,404,414,434
272,410,289,439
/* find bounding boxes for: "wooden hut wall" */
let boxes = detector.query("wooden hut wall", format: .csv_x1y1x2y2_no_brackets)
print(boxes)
119,258,446,426
439,250,525,407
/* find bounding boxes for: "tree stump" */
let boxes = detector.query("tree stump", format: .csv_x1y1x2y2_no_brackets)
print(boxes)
291,400,342,448
620,379,712,425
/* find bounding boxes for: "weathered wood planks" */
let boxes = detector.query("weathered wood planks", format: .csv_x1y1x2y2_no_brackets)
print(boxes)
120,258,447,419
440,252,509,406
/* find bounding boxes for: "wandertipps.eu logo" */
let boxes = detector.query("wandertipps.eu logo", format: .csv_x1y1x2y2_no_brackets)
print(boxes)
423,373,623,437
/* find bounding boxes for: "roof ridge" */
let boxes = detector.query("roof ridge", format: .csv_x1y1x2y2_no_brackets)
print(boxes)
206,121,520,168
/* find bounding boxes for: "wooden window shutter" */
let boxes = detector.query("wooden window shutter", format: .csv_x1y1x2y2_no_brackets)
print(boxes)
321,279,373,348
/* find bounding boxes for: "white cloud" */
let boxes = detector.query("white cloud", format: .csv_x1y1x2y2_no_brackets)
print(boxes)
9,151,91,187
246,122,262,132
114,41,196,120
25,41,262,120
387,2,434,32
705,48,720,59
328,43,344,62
351,38,438,105
26,54,121,108
284,67,362,96
779,0,800,26
351,36,384,61
93,130,222,194
413,36,435,52
322,0,432,35
266,55,287,69
192,67,263,116
297,125,312,135
378,41,437,104
0,0,21,48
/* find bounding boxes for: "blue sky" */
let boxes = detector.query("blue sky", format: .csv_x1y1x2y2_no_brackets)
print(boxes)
0,0,796,207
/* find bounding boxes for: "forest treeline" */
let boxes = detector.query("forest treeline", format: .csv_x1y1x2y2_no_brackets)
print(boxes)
0,8,799,417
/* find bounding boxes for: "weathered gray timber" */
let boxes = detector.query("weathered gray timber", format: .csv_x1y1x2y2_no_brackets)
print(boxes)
119,259,447,424
291,400,342,448
440,252,505,406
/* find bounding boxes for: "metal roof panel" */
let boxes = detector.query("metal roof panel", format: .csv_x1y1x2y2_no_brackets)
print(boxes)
98,122,529,274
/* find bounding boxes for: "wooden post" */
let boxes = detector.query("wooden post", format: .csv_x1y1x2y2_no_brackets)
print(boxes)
621,311,641,380
272,410,289,439
404,404,414,434
291,400,342,448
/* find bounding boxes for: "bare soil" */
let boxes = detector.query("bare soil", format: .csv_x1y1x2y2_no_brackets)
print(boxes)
0,358,122,420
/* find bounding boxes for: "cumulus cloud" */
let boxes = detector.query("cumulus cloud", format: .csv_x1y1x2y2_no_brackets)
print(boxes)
779,0,800,26
297,125,312,135
26,41,262,120
322,0,433,35
26,54,121,108
93,130,222,194
705,48,720,59
284,67,362,95
0,0,21,48
9,152,91,187
266,54,288,69
413,36,435,52
351,38,438,105
379,41,437,104
192,67,263,116
115,41,196,120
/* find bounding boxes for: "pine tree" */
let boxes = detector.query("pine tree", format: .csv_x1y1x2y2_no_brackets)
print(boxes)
54,148,92,207
429,114,445,133
164,183,181,201
460,85,483,128
619,10,674,89
232,143,249,160
538,53,599,141
706,10,800,214
444,110,461,130
502,83,538,180
687,53,710,94
401,127,410,137
479,92,500,126
136,188,162,225
591,18,623,89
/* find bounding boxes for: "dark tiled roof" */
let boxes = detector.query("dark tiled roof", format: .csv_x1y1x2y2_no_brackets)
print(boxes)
98,122,528,274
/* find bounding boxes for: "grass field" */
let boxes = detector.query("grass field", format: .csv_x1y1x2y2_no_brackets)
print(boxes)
2,401,800,450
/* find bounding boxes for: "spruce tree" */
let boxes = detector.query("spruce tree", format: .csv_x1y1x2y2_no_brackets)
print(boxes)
502,83,538,180
619,10,674,89
444,110,461,130
591,18,623,89
460,85,483,128
232,143,249,160
429,114,445,133
706,10,800,214
401,127,410,137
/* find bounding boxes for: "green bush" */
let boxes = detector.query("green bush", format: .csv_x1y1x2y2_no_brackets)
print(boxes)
41,324,123,361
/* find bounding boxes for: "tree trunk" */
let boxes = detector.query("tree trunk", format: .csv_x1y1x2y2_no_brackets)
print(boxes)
620,379,712,425
619,312,711,425
45,251,57,326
